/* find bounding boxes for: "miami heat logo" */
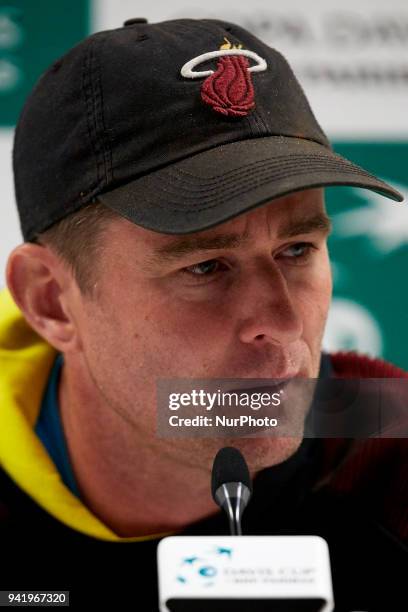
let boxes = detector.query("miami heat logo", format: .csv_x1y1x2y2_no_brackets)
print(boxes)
180,38,267,117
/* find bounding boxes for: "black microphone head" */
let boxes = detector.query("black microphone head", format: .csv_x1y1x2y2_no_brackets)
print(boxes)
211,446,252,503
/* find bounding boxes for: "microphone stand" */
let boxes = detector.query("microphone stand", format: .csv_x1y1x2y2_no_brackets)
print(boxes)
214,482,252,536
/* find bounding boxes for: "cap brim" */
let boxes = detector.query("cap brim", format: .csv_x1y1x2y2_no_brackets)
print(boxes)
98,136,404,234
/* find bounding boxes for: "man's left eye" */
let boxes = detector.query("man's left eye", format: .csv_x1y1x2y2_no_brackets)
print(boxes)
278,242,317,262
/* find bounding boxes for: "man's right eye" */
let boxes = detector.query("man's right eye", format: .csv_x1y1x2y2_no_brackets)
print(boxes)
180,259,226,282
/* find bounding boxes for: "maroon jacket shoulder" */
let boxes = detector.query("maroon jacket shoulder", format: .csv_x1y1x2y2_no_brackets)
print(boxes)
319,350,408,544
330,350,408,379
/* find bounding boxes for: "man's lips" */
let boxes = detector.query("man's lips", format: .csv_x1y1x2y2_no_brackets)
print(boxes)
213,376,308,435
218,366,307,389
225,379,292,396
211,381,289,432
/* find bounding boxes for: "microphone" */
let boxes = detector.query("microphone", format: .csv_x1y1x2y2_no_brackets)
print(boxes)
157,449,334,610
211,446,252,535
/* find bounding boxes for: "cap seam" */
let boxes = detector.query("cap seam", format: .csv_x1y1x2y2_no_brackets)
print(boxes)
81,32,113,199
245,109,263,137
160,165,379,202
82,37,102,196
253,106,270,136
166,167,381,203
92,32,113,187
171,156,348,189
108,133,331,176
170,164,377,197
109,177,397,222
170,154,377,187
87,34,110,190
137,165,391,212
140,175,396,214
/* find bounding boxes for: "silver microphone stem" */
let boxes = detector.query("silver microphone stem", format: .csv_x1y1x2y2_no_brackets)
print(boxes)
214,482,252,536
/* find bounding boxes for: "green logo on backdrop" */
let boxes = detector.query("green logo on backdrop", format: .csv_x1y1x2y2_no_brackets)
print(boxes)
325,143,408,370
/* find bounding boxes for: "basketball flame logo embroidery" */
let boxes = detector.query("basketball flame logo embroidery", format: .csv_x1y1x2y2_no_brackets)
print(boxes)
180,38,267,117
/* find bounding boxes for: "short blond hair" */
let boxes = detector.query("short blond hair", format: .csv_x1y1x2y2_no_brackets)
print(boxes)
32,199,120,298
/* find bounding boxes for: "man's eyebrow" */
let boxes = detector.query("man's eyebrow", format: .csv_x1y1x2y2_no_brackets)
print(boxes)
150,232,250,263
147,212,332,264
278,212,332,239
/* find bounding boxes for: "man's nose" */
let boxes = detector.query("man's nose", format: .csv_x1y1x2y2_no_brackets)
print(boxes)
236,263,303,346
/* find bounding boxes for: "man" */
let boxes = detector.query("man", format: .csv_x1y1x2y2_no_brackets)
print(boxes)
1,17,407,610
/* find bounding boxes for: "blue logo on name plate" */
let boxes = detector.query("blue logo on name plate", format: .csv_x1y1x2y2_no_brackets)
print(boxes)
176,547,233,587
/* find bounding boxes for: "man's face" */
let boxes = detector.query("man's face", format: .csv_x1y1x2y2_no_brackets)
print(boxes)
69,187,332,473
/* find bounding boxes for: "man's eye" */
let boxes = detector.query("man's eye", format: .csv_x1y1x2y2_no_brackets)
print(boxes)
179,243,316,283
278,242,317,263
181,259,223,278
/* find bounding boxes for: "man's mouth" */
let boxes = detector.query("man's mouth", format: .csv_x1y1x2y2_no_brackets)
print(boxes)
212,380,293,436
225,379,292,396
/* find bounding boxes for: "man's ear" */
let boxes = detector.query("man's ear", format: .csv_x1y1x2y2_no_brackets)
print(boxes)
5,242,81,353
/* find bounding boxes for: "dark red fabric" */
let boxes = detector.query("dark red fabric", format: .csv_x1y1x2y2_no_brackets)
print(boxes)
331,350,408,379
320,351,408,543
201,55,255,117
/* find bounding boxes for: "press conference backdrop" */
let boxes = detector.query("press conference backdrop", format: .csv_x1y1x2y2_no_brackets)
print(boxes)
1,0,407,369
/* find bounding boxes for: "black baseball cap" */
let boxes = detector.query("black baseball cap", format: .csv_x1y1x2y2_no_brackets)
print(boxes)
13,17,403,241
